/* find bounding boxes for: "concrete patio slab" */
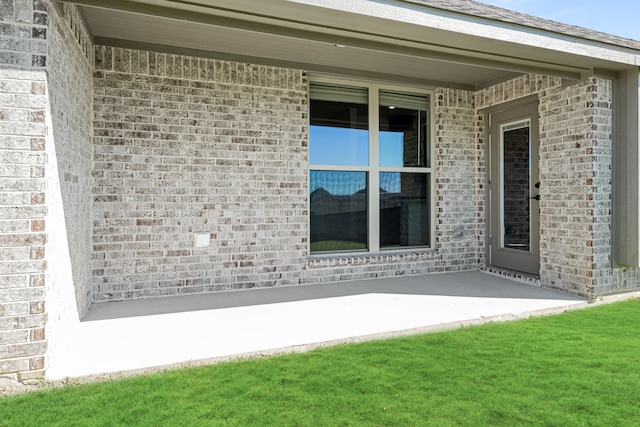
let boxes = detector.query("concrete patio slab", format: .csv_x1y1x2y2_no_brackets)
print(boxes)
46,271,587,380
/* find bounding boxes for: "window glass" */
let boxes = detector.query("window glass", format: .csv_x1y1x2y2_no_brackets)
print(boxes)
309,85,369,167
309,82,431,254
380,172,430,248
379,90,429,168
310,170,368,252
502,123,531,251
309,124,368,166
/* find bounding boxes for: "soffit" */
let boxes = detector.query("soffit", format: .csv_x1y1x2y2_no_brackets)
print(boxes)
68,0,640,90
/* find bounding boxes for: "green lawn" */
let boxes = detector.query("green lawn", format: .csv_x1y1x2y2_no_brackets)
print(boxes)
2,300,640,426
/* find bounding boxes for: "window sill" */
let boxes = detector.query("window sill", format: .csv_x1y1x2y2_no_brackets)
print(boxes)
306,247,437,268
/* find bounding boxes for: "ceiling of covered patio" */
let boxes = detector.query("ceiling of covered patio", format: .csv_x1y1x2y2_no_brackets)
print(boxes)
66,0,639,90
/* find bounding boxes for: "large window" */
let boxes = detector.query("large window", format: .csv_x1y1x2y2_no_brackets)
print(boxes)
309,81,432,254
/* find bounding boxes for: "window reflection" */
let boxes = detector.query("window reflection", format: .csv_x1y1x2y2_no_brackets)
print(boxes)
310,98,369,167
379,131,404,167
379,104,428,168
380,172,429,248
309,83,431,254
309,125,368,166
310,171,368,252
502,126,531,251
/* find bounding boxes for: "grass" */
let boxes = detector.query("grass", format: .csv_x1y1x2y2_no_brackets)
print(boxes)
1,299,640,426
310,240,367,252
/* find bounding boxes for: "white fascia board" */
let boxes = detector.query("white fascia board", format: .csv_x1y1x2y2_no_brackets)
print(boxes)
288,0,640,67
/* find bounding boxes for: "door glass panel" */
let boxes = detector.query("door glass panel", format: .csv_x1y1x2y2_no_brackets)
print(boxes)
310,170,368,253
501,121,531,252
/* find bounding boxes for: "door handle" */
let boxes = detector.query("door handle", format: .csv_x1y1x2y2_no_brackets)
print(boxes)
529,195,541,201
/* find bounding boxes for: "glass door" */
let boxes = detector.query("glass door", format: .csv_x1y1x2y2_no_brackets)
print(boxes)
489,103,540,275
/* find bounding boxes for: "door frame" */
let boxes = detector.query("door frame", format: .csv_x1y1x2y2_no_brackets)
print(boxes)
483,95,540,275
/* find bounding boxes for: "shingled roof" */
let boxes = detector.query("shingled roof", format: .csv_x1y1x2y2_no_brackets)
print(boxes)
404,0,640,50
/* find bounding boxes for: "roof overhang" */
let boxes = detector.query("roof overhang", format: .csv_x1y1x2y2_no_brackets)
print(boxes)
65,0,640,90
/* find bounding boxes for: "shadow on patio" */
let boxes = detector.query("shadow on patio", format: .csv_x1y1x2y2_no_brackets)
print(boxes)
83,271,583,321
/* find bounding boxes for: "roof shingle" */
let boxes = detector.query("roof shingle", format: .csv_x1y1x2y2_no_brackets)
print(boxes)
403,0,640,50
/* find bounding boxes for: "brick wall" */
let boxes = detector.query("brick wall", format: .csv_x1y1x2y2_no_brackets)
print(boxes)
538,77,613,298
305,88,483,283
0,0,47,68
584,78,616,296
0,5,630,377
44,2,94,376
476,74,619,298
0,0,93,380
92,47,309,300
476,75,566,278
0,70,47,379
88,47,634,303
0,0,49,380
91,47,490,301
46,2,93,315
434,88,483,268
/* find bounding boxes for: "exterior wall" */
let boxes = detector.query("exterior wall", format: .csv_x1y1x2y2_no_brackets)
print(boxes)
306,87,482,282
0,2,634,379
477,74,621,299
92,47,309,301
538,77,613,297
0,0,49,380
0,0,93,381
47,3,93,316
44,2,94,377
435,89,484,269
610,266,640,295
91,47,485,302
579,77,640,297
